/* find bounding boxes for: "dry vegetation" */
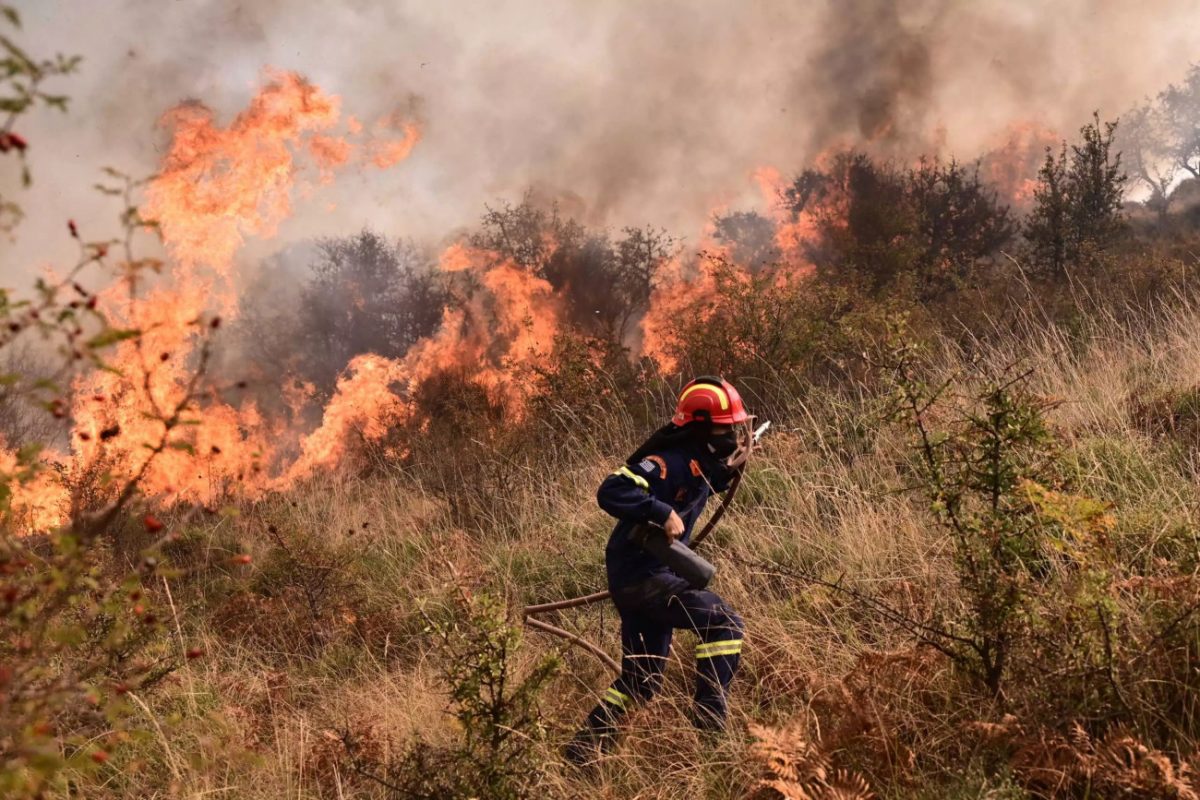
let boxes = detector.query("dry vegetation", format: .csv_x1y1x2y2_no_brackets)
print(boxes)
7,9,1200,799
7,296,1196,798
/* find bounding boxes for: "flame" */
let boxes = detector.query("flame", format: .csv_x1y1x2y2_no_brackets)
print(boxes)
369,117,423,169
400,245,560,408
145,71,343,278
310,134,353,182
752,165,823,267
639,253,717,374
1,70,425,532
0,440,69,532
980,121,1059,209
639,167,825,372
282,243,562,483
281,354,407,483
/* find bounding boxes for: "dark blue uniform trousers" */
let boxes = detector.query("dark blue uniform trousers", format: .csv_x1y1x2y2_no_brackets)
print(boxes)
582,573,744,736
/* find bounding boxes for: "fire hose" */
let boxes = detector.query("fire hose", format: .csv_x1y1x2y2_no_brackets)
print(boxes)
522,421,769,674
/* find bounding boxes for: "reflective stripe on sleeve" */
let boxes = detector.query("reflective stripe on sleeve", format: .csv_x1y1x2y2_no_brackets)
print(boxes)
613,465,650,490
696,639,743,659
603,687,631,709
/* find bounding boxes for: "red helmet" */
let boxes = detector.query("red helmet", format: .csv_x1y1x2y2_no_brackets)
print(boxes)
672,376,749,426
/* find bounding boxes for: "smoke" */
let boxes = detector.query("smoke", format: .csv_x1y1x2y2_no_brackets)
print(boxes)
3,0,1200,279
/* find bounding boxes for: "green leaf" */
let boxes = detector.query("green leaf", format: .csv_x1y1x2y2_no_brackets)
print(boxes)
39,93,68,110
168,441,195,455
85,327,140,349
1,6,20,28
16,442,42,466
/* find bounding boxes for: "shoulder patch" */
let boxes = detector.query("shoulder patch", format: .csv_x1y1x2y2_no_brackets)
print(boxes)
689,459,703,477
639,454,668,479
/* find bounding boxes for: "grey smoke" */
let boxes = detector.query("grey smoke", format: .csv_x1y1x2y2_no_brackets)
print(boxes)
3,0,1200,283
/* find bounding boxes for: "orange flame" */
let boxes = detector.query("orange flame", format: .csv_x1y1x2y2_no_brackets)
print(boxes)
401,244,560,408
0,439,69,532
639,252,717,374
980,121,1059,209
752,165,823,267
639,167,824,372
369,116,423,169
146,71,343,279
1,70,425,533
282,354,407,484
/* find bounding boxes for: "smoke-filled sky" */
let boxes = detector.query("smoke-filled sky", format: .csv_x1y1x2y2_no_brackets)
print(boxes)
3,0,1200,282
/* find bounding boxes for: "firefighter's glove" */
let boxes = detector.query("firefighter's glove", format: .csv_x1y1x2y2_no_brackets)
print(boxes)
664,509,685,540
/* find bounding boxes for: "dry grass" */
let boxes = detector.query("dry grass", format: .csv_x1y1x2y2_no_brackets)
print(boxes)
57,298,1200,798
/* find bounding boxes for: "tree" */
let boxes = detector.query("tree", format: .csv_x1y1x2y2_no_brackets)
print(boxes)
786,152,918,294
1116,102,1175,218
1068,115,1126,247
905,158,1016,299
712,210,781,272
477,196,671,346
1115,65,1200,220
1025,114,1126,278
783,153,1013,300
470,194,580,276
296,230,445,393
1160,64,1200,181
611,225,673,341
1025,145,1071,277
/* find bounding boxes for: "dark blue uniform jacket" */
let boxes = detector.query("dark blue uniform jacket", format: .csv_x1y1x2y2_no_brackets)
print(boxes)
598,440,734,590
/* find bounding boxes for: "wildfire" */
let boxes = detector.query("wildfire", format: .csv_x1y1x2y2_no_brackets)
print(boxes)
145,71,343,279
752,165,824,268
3,70,426,532
281,354,407,484
401,244,560,404
639,167,825,373
980,121,1060,209
0,67,579,533
0,438,69,533
369,114,423,169
4,66,1036,536
638,252,718,374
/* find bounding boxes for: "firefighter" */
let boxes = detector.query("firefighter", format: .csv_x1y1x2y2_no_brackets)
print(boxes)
565,376,753,764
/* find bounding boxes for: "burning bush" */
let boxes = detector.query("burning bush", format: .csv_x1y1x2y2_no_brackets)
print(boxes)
783,152,1016,301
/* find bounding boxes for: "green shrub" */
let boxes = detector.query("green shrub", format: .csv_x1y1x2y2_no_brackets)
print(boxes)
342,590,558,799
888,336,1069,695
